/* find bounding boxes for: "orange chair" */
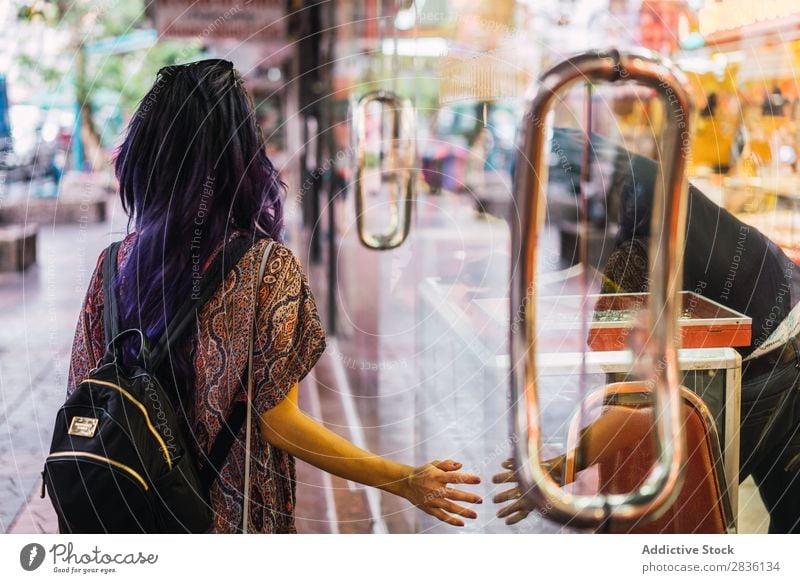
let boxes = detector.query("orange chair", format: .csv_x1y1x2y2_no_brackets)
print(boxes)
563,382,733,533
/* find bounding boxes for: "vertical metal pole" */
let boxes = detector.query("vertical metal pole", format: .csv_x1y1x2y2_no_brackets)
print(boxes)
297,1,323,263
576,82,593,498
72,50,85,173
73,101,84,171
325,0,338,335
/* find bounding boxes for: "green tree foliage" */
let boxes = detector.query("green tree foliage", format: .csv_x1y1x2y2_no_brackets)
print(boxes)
15,0,201,159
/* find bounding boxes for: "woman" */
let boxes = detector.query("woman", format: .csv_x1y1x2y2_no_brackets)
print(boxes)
67,59,481,533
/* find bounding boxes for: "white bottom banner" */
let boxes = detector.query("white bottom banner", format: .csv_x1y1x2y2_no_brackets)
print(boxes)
1,534,798,582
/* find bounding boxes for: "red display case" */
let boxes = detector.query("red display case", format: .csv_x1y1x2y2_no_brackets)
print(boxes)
536,291,752,352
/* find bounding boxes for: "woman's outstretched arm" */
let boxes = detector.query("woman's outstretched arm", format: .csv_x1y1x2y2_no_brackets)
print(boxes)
259,383,482,527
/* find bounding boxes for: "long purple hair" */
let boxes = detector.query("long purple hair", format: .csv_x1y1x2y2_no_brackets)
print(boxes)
113,59,284,395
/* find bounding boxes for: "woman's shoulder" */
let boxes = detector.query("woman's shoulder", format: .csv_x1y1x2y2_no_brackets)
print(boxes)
242,236,309,283
89,233,137,284
234,238,318,316
93,232,136,260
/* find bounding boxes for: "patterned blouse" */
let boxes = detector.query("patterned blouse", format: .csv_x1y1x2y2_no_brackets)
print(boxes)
67,232,327,533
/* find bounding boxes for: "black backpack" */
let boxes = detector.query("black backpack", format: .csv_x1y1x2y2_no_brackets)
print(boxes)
42,236,256,533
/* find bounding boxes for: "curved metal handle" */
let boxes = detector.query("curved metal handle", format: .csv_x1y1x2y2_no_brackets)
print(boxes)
353,90,416,250
509,49,694,529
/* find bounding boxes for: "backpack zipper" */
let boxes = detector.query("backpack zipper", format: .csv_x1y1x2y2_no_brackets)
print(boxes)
47,451,149,491
79,378,173,470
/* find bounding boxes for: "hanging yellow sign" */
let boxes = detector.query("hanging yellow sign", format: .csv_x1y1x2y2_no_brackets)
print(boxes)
439,50,530,104
699,0,800,37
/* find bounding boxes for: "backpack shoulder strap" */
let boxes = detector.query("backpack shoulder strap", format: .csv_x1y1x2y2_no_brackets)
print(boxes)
101,241,123,342
199,239,275,499
149,235,259,369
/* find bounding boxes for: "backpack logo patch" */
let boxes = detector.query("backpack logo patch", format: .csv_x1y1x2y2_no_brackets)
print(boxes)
68,416,99,438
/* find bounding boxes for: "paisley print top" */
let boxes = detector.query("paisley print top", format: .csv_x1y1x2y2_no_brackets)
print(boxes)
67,232,327,533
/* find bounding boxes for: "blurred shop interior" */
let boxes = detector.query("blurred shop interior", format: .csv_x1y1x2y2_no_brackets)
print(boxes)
3,0,800,534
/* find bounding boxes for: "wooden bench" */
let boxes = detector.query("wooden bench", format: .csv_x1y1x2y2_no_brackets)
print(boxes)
0,171,111,225
0,195,106,225
0,224,37,272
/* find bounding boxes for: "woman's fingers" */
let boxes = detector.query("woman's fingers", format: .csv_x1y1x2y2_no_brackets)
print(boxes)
429,460,480,484
505,510,530,526
444,487,483,504
428,507,464,527
431,498,478,519
492,486,521,504
442,471,481,485
497,499,528,519
432,459,462,471
492,470,516,484
493,459,533,525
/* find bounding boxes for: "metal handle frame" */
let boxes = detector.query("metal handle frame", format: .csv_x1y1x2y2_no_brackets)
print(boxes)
353,90,416,250
509,49,694,530
562,382,735,533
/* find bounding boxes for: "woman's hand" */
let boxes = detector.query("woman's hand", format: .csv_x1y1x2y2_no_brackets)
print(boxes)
492,457,563,525
260,390,481,527
397,459,482,527
492,458,534,525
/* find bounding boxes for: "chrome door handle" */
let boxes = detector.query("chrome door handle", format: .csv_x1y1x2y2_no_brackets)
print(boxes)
352,90,415,250
509,48,693,529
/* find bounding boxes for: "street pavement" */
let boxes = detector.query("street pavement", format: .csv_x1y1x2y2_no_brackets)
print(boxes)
0,202,128,533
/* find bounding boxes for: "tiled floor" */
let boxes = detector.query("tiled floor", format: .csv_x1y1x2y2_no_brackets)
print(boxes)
0,199,129,534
